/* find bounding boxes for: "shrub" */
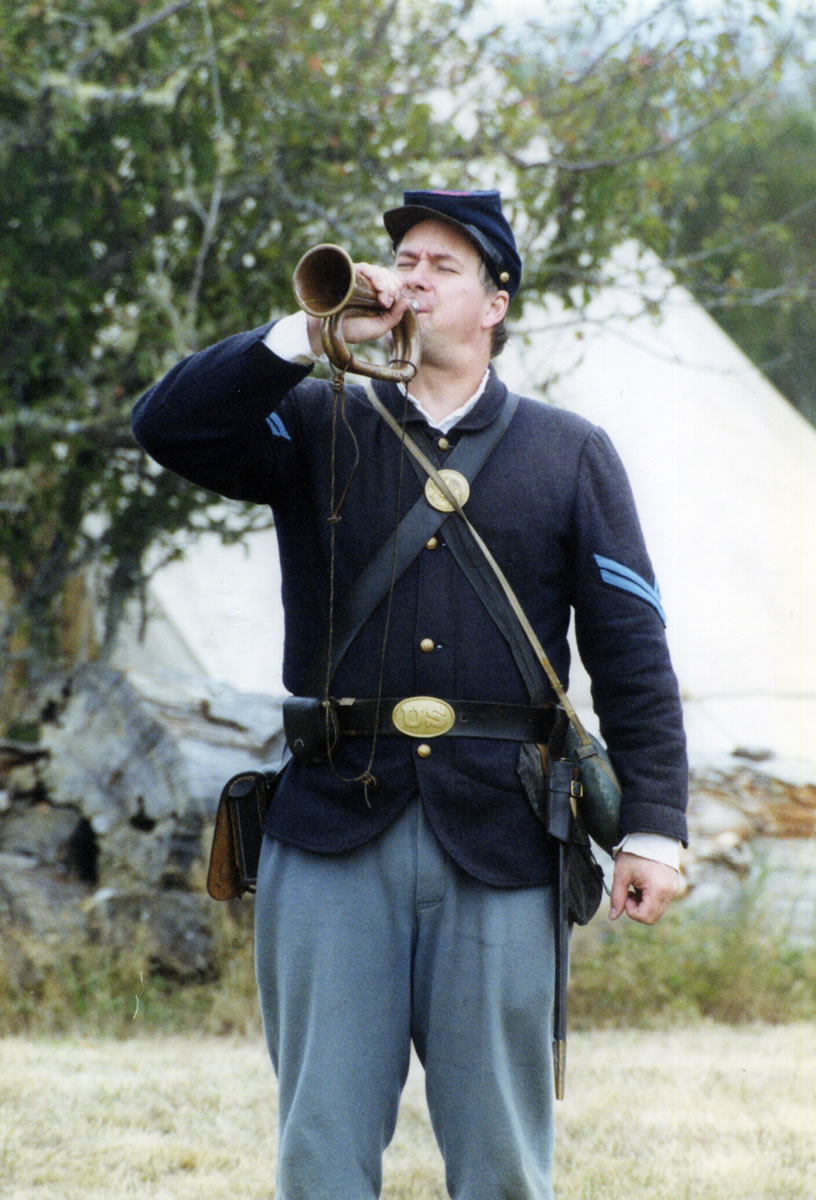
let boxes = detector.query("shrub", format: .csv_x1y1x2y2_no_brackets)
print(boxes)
568,899,816,1028
3,894,816,1037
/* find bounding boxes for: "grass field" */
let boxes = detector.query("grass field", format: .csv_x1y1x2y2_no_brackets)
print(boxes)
2,1023,815,1199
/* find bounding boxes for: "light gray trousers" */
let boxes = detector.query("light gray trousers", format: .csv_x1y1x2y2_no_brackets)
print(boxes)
254,798,556,1200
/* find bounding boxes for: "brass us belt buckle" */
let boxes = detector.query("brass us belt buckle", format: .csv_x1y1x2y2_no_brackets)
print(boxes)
392,696,455,738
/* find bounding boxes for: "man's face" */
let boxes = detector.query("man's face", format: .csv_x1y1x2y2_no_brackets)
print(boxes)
392,219,504,365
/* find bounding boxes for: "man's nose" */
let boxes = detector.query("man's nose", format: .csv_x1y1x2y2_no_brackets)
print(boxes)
403,258,431,288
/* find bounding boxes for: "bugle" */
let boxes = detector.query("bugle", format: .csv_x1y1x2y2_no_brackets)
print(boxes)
293,243,420,383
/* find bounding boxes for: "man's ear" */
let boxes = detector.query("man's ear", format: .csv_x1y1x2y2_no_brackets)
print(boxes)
484,290,509,329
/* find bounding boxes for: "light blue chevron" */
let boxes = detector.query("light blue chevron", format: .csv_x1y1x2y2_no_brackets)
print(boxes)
593,554,666,625
266,412,291,441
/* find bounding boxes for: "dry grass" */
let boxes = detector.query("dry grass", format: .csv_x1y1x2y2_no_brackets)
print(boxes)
555,1024,816,1199
2,1024,815,1199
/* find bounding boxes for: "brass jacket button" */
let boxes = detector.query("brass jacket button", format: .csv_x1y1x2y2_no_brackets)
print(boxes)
420,637,435,653
437,436,450,451
417,743,432,758
425,536,438,550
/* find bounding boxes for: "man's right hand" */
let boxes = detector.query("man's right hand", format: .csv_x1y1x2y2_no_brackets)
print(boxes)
306,263,414,357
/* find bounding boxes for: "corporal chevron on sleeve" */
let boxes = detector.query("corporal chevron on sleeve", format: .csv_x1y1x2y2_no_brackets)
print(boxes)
592,554,667,626
266,412,292,441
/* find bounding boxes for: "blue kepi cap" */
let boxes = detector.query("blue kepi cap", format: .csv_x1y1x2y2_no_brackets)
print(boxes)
383,189,522,298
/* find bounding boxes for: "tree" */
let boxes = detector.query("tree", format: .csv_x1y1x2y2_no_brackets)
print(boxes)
473,0,806,292
481,1,815,426
1,0,804,722
657,91,816,425
0,0,479,717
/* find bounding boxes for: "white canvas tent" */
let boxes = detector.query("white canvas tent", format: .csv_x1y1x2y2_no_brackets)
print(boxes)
116,532,285,696
500,249,816,783
118,251,816,784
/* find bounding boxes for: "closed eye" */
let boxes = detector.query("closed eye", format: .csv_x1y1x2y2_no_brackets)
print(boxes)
394,254,463,273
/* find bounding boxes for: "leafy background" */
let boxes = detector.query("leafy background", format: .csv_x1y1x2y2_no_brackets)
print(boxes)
1,0,814,717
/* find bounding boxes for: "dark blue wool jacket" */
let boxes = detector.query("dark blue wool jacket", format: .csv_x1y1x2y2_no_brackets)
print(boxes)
132,323,688,886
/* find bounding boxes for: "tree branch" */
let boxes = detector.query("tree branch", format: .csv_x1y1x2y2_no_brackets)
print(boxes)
185,0,227,337
70,0,197,74
510,74,771,174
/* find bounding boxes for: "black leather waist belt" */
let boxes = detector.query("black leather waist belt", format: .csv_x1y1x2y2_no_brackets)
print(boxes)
334,696,556,743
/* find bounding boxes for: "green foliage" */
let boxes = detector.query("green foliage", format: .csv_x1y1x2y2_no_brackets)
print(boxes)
569,898,816,1029
656,93,816,425
0,0,476,703
0,902,261,1038
1,0,809,708
470,0,798,303
4,893,816,1037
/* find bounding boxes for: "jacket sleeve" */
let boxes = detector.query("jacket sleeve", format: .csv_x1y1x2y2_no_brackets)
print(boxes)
131,323,312,504
570,426,688,844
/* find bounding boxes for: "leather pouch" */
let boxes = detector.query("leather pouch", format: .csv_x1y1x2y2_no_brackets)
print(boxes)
207,768,278,900
282,696,339,762
518,732,604,927
547,757,605,926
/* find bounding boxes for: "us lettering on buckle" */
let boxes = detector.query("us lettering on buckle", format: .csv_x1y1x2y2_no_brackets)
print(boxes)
392,696,455,738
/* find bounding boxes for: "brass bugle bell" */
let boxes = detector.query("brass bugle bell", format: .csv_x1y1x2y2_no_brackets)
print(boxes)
292,243,420,383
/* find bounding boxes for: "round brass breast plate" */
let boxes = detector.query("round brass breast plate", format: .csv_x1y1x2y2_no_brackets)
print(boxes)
392,696,456,738
424,469,470,513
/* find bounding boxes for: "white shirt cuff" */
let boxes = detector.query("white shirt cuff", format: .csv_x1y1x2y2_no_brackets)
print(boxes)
613,832,681,871
263,311,324,364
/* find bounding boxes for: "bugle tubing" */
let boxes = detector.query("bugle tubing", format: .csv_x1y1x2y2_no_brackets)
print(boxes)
292,243,420,383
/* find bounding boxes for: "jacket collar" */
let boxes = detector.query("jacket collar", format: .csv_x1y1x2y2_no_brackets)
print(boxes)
371,368,508,434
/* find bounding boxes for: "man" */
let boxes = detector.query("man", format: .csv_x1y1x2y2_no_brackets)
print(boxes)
133,189,688,1199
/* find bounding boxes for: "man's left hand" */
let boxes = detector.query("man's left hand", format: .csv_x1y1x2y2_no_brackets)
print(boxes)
608,851,679,925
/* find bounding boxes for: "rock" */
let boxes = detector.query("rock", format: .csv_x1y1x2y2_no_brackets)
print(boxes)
0,852,90,940
0,663,284,975
85,887,216,980
0,802,86,869
684,764,816,943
